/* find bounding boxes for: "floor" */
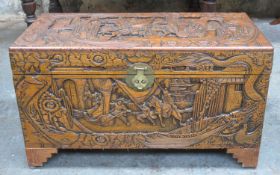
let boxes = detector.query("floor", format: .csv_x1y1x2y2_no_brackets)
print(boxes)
0,17,280,175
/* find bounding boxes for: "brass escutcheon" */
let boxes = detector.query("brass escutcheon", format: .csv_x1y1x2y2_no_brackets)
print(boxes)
125,63,155,91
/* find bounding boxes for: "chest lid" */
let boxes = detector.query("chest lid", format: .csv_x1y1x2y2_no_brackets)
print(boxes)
11,13,272,50
10,13,273,76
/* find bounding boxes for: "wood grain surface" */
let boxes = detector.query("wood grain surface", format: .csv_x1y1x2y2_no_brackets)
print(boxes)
11,13,272,49
10,13,273,167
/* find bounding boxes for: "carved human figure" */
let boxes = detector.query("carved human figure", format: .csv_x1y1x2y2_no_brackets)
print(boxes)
84,86,101,110
112,100,131,126
162,88,185,126
137,106,157,125
148,96,166,127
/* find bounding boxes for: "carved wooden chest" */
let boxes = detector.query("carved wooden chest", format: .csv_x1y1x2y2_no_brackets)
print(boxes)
10,13,273,167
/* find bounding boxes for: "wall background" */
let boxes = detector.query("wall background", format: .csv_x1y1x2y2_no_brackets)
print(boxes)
0,0,280,18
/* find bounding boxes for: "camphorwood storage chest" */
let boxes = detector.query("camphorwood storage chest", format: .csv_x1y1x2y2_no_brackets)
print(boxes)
9,13,273,167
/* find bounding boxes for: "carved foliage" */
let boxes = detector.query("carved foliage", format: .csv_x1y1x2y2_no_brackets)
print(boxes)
10,51,272,74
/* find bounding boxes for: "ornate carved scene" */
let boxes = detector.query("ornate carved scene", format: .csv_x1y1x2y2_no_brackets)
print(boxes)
12,13,271,48
10,13,273,167
12,51,271,149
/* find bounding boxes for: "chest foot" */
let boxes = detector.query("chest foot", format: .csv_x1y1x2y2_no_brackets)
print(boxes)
227,147,259,168
25,148,58,167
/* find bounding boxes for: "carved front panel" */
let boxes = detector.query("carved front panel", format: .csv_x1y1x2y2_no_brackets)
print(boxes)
13,50,271,149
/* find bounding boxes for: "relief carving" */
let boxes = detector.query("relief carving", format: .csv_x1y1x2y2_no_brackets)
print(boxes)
12,13,270,48
13,51,269,149
10,12,273,167
10,51,272,75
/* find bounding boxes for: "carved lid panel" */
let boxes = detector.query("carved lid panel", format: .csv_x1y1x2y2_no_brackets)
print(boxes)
10,13,272,50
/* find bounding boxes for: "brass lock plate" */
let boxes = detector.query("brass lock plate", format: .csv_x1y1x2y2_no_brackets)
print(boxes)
125,63,155,91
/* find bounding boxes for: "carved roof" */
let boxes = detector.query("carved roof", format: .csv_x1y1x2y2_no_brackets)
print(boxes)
11,13,272,50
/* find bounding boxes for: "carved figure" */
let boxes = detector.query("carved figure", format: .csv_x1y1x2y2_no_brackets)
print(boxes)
111,100,131,126
137,106,158,126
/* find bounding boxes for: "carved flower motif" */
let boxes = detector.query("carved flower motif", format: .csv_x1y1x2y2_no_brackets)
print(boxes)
95,136,107,143
50,54,64,64
39,92,61,113
11,53,41,73
87,53,108,66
